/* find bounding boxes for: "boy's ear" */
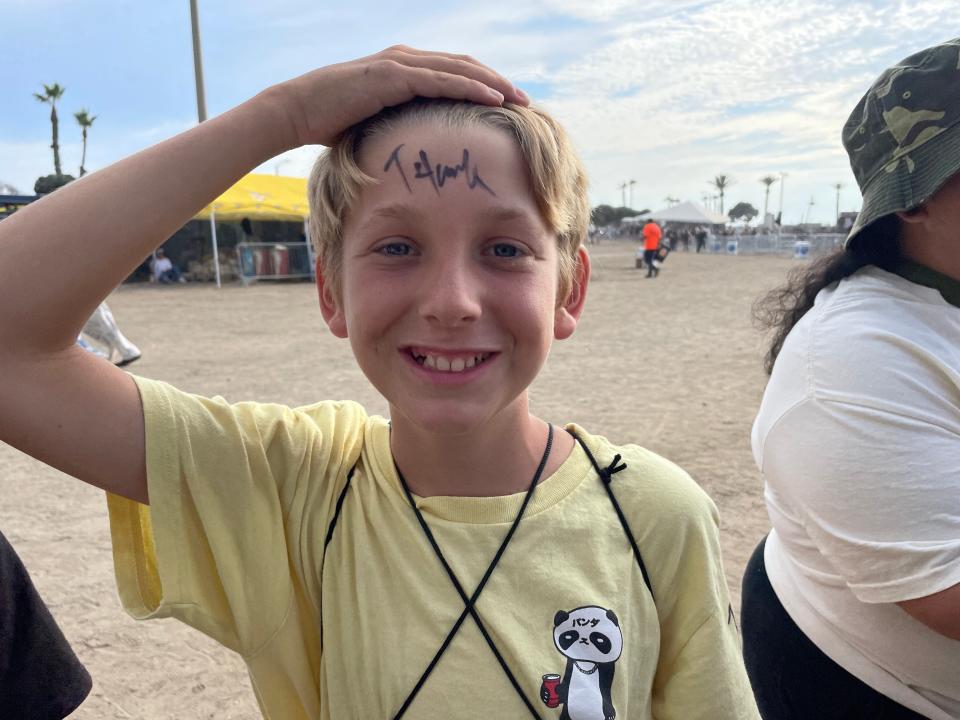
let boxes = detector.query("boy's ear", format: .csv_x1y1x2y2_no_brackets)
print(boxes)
554,246,590,341
316,258,348,338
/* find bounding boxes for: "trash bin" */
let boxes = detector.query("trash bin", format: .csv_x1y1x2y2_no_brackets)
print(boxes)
726,239,739,255
239,246,256,277
635,247,644,269
272,245,290,276
794,240,811,259
254,248,273,276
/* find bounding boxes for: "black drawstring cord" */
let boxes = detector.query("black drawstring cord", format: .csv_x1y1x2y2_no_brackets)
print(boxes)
391,425,554,720
598,454,627,484
319,466,357,651
571,433,655,602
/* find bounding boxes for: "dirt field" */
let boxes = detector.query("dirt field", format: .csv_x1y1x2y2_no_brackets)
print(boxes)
0,242,798,718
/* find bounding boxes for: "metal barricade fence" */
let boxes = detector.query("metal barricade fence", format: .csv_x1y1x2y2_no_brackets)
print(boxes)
705,233,845,257
237,242,314,283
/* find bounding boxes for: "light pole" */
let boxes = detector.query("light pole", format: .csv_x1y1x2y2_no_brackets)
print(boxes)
778,171,788,232
629,179,636,209
802,196,815,225
833,182,844,227
189,0,220,287
275,159,291,176
189,0,207,124
619,182,627,208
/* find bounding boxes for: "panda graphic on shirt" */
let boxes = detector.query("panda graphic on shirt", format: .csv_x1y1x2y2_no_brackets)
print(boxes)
541,605,622,720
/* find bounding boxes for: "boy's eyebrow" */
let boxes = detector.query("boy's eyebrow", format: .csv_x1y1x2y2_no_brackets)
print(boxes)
364,203,537,225
478,206,536,224
367,203,424,222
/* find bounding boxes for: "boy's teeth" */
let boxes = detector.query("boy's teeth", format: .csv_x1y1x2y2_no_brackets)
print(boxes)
416,352,490,373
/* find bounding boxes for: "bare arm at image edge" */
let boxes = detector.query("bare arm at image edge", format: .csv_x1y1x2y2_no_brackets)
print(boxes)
897,584,960,641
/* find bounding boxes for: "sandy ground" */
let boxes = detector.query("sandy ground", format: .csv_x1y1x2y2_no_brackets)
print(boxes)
1,242,798,718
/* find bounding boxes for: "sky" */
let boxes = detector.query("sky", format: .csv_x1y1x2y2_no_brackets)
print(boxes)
3,0,955,226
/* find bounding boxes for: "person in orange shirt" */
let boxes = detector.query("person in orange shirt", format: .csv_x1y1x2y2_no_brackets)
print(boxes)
642,220,662,277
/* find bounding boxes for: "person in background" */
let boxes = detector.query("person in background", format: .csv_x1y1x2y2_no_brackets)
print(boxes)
742,38,960,720
151,247,185,283
642,218,662,278
695,225,707,253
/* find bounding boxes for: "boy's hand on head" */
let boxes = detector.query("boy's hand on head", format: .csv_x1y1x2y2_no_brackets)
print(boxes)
272,45,529,148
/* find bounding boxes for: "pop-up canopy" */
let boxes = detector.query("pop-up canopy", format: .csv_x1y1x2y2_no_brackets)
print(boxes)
195,173,309,221
192,173,310,286
644,201,727,225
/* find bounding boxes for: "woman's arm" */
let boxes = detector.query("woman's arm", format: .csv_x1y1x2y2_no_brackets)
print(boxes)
898,584,960,641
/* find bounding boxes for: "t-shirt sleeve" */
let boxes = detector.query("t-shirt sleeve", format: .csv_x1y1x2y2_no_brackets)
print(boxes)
761,396,960,604
106,376,365,656
636,457,759,720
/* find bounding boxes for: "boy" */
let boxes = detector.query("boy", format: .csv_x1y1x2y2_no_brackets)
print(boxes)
0,47,758,718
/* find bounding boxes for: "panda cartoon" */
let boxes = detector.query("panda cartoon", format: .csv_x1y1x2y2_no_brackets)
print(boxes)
543,605,622,720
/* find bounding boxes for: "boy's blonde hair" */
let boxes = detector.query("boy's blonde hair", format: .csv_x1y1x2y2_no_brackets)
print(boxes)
307,99,590,301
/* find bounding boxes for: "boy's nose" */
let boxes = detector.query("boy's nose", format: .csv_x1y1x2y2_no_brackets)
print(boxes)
418,261,482,325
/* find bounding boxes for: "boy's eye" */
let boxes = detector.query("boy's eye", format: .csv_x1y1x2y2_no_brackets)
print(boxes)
489,242,524,258
378,241,413,256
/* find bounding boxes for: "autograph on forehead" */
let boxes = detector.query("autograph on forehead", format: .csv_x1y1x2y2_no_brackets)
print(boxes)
383,144,497,197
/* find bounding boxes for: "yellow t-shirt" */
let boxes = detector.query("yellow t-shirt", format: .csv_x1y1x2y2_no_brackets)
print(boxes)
108,377,759,720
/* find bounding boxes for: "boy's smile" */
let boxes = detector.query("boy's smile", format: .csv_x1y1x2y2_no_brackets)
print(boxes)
319,118,585,438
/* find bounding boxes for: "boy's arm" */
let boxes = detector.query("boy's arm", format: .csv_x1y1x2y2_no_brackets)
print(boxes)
0,46,525,505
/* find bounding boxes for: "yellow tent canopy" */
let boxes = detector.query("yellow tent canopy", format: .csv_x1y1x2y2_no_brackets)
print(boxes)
194,173,309,221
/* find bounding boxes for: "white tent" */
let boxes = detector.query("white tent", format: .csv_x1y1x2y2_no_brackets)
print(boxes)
644,201,727,225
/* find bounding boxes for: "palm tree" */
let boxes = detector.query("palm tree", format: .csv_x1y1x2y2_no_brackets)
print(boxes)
710,175,733,214
663,196,680,206
34,83,67,175
74,109,97,176
759,175,778,222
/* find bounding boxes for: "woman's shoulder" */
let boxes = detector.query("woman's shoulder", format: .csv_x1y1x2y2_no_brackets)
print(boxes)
781,267,960,393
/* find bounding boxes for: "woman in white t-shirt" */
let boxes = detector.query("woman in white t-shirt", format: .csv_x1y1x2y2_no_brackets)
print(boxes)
742,39,960,720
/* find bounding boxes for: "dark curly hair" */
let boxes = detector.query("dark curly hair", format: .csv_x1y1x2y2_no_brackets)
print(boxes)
753,215,902,375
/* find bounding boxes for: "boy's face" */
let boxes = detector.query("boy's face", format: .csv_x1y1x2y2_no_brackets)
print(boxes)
319,120,587,436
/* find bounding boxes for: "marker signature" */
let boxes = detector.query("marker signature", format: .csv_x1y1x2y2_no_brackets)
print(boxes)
383,144,496,197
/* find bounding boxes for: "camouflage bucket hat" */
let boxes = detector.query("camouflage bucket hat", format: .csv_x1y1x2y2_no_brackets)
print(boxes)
843,38,960,247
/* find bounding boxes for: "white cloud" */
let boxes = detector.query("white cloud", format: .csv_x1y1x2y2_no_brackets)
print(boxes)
6,0,955,226
518,0,953,222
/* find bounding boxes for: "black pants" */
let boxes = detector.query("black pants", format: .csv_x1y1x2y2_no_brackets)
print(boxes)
0,530,92,719
741,536,927,720
643,249,658,276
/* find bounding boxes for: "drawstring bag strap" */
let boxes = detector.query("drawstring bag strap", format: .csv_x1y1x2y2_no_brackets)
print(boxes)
391,425,554,720
570,432,655,602
319,465,357,649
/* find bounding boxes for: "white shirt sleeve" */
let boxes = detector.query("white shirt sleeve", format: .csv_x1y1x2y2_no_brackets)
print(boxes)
761,385,960,604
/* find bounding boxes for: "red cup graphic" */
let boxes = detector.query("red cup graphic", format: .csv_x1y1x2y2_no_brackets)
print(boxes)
541,673,561,708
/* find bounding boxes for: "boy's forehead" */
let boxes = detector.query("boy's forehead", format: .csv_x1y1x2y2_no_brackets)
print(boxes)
348,120,550,234
358,121,529,192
